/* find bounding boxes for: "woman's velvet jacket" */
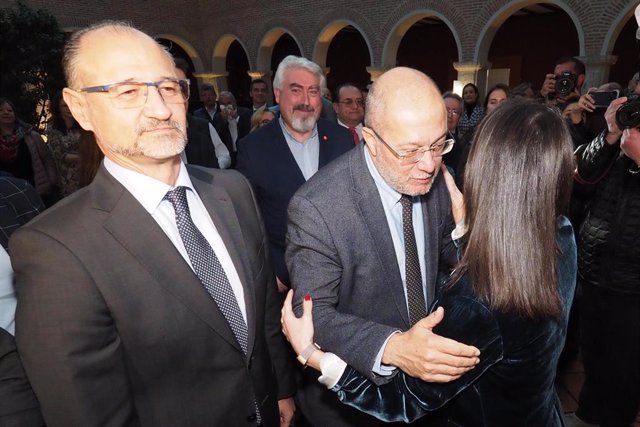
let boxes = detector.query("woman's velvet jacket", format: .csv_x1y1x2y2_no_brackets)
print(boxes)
331,216,577,426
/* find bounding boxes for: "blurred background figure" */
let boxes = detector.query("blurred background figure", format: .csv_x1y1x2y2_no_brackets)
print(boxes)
458,83,484,137
0,98,59,206
46,92,81,197
250,106,277,133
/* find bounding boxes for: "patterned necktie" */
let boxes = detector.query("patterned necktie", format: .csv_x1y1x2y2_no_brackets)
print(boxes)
164,186,249,354
349,127,361,145
400,195,426,326
165,187,261,424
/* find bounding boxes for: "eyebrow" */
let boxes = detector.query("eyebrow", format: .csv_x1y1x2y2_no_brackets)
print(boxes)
399,131,449,149
289,83,320,90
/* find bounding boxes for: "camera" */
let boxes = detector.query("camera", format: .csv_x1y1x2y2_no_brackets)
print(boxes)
555,72,577,97
615,94,640,128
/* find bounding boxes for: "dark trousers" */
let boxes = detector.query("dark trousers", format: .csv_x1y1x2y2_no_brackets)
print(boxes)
577,282,640,426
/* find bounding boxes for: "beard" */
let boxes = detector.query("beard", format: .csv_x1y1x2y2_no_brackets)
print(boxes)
287,103,319,134
108,118,187,159
376,155,440,196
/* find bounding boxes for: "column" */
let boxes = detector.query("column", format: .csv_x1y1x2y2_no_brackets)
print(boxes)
578,55,618,91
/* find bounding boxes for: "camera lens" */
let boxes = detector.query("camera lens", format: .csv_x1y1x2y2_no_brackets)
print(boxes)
616,100,640,128
555,75,575,97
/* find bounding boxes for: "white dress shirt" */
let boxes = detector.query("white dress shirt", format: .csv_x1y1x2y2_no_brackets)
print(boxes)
0,247,16,335
104,157,247,322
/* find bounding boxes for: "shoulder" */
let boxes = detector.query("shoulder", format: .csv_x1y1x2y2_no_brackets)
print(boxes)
317,119,351,140
238,120,280,147
296,147,359,199
188,165,252,195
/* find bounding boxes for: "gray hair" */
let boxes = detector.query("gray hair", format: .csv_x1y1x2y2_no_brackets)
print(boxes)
442,91,463,103
272,55,326,92
218,91,236,102
63,20,173,88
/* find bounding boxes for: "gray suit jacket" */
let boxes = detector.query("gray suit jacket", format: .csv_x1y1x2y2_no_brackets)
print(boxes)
11,165,295,427
286,144,457,424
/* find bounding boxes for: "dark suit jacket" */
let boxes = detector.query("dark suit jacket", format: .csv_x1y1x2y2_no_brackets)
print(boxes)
11,165,295,427
236,118,353,285
184,115,220,169
286,144,457,426
0,328,44,426
194,105,233,154
238,107,256,141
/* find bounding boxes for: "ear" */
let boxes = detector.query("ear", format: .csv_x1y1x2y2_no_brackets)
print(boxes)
361,127,378,156
62,88,94,132
332,102,339,115
274,88,281,105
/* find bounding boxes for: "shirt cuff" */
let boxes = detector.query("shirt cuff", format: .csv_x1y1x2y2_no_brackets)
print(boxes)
372,331,400,376
318,352,348,389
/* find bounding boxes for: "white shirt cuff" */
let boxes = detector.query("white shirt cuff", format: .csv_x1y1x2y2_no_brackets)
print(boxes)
318,352,348,389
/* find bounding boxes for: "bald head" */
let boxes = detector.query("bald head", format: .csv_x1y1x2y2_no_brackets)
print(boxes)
63,21,173,88
365,67,445,131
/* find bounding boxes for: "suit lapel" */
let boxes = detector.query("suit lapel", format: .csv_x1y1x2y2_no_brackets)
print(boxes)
189,167,258,357
350,146,410,327
93,167,246,355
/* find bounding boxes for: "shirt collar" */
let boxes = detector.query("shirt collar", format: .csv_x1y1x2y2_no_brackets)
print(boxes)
103,157,195,214
364,146,403,206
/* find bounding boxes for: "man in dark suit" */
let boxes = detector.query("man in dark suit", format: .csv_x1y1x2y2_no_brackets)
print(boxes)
236,55,353,292
238,79,270,140
11,21,295,427
286,67,480,425
218,91,250,167
194,83,234,154
0,177,45,426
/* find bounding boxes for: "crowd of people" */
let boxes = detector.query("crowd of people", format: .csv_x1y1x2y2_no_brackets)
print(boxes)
0,12,639,427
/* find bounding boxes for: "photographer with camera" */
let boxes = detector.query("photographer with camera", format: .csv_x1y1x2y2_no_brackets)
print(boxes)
571,81,640,425
540,56,586,106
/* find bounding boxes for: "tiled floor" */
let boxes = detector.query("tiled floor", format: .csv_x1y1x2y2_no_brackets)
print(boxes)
556,355,640,426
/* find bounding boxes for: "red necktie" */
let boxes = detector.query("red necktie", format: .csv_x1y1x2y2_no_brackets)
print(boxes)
350,127,360,145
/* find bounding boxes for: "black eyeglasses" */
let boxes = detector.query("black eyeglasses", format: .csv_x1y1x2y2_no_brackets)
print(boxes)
366,127,455,165
75,79,190,109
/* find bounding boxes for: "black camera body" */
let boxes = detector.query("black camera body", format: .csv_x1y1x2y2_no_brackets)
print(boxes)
555,72,577,97
616,93,640,129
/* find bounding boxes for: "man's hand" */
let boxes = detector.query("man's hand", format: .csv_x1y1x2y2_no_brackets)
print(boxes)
382,307,480,382
621,128,640,166
604,97,628,145
540,73,556,98
278,397,295,427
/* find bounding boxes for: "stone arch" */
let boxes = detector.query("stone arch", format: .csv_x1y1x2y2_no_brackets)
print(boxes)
381,10,462,70
312,20,373,70
155,33,204,73
256,27,303,73
212,34,251,74
601,2,637,56
475,0,585,64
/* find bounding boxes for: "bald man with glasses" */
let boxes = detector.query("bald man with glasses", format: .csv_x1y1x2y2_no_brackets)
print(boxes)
11,21,295,427
286,67,478,426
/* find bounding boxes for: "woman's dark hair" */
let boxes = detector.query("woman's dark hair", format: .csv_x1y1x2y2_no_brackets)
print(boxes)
455,99,574,318
483,83,510,110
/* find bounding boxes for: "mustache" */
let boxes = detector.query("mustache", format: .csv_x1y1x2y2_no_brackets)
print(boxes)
293,104,315,113
136,119,184,135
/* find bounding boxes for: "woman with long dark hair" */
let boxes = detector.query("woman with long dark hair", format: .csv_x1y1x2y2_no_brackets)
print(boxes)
282,99,576,426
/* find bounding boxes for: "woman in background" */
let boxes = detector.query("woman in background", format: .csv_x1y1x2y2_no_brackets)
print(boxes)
0,98,59,205
457,83,484,137
47,93,81,197
282,99,576,426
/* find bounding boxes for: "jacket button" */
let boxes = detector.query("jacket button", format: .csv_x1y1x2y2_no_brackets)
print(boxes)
246,413,257,422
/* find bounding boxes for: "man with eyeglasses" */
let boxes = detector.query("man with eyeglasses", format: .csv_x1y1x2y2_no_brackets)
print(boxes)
10,21,295,427
333,83,365,144
286,67,479,426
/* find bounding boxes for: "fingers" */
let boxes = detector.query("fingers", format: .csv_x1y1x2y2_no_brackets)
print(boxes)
302,294,313,318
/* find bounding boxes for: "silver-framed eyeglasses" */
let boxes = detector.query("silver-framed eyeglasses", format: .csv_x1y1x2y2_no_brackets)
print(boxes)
75,79,190,109
367,127,455,165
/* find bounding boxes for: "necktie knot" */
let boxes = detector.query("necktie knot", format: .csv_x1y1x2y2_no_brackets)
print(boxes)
164,186,190,214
